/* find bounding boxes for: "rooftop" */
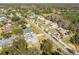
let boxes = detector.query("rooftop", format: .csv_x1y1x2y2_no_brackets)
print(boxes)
25,34,38,44
0,37,14,47
0,15,7,21
23,28,33,33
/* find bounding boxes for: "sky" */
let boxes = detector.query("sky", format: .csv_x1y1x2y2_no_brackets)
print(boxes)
0,0,79,3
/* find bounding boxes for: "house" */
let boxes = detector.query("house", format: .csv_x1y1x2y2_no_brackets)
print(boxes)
0,37,14,48
44,19,51,25
50,22,58,29
0,14,7,22
15,12,22,18
52,9,56,13
37,15,45,21
25,34,38,44
30,13,36,18
3,23,13,33
26,24,31,28
9,13,14,18
23,28,33,34
57,11,61,15
57,27,69,37
23,28,38,44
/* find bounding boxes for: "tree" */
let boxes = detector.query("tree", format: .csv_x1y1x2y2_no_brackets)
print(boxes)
70,32,79,45
40,39,53,55
0,22,4,27
1,32,12,39
11,14,20,22
0,37,40,55
26,47,40,55
12,28,23,35
0,38,28,55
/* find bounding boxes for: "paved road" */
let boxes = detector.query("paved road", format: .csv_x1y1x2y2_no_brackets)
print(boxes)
0,12,75,54
0,12,76,54
26,19,72,54
26,13,76,54
36,14,74,49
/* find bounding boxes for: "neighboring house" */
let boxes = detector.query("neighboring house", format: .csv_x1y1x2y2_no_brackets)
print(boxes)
49,22,58,29
37,15,45,21
3,20,13,33
25,34,38,44
23,28,38,44
15,12,22,18
26,24,31,28
44,19,51,25
52,9,56,14
23,28,33,34
57,27,69,37
57,11,61,15
0,37,14,48
0,14,7,22
8,13,14,18
3,23,13,33
30,13,36,19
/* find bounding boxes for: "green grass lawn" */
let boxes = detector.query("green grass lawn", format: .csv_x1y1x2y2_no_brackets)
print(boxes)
31,24,42,34
62,33,75,44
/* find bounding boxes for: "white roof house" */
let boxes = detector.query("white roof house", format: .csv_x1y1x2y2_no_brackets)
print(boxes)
30,13,36,18
9,13,14,18
23,28,38,44
44,19,51,25
0,15,7,22
58,27,67,34
37,15,45,21
51,22,58,29
15,12,22,18
24,34,38,44
57,27,69,37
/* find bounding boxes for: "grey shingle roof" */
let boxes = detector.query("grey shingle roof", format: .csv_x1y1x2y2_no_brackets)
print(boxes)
23,28,33,33
0,37,14,47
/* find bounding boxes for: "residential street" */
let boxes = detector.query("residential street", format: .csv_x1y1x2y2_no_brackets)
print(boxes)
26,13,76,54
